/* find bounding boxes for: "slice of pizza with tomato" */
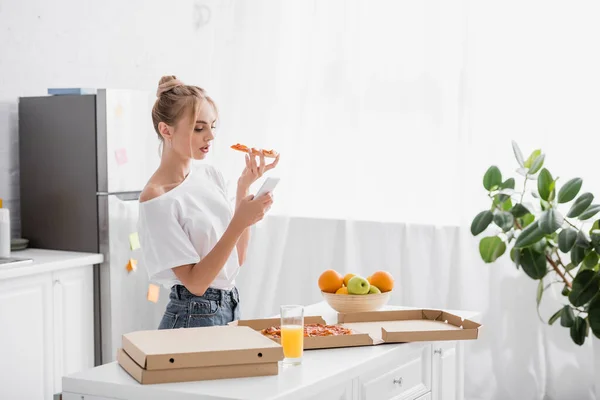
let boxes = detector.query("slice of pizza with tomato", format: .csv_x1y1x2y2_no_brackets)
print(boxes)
260,323,354,339
231,143,279,158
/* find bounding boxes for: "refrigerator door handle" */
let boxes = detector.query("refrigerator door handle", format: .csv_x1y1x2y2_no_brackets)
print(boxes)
96,191,141,201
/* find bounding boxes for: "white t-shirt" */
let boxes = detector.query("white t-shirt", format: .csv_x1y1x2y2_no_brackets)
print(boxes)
137,163,240,290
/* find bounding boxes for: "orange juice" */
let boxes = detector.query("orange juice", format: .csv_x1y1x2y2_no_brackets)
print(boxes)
281,325,303,358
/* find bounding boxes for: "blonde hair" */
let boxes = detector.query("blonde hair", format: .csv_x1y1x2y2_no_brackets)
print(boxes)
151,75,218,142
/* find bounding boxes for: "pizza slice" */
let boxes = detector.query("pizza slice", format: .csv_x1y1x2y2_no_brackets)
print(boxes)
231,143,279,158
260,323,353,339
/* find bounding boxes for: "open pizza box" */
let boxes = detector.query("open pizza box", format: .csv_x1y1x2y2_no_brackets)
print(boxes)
230,315,375,349
337,309,481,344
231,309,480,350
118,325,284,384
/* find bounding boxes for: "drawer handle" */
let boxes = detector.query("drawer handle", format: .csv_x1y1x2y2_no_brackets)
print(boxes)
393,377,403,386
434,348,443,355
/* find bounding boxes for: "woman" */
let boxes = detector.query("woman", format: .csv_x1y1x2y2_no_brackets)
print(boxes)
138,75,279,329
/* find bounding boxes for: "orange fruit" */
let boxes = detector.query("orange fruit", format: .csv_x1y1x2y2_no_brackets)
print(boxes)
318,269,344,293
336,287,349,295
369,271,394,292
367,275,372,284
343,273,356,287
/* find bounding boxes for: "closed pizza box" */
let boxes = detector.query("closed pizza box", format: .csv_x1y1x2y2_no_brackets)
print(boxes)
117,348,279,385
337,309,481,343
120,325,284,377
230,315,374,349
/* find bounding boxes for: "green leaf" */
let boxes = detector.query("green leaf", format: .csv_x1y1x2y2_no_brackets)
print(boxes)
510,247,521,269
565,263,577,272
515,221,546,249
532,238,547,255
548,308,563,325
479,236,506,263
520,248,547,280
571,316,587,345
511,203,530,218
591,220,600,236
558,178,583,204
571,245,586,266
539,209,563,234
502,198,513,212
579,205,600,221
562,284,572,296
567,193,594,218
471,211,494,236
588,295,600,339
524,149,541,169
483,166,502,191
568,269,600,307
583,251,599,269
501,178,516,190
537,168,553,201
529,154,546,175
521,213,535,228
576,230,591,249
561,305,575,327
536,280,544,307
494,211,515,232
512,141,525,167
558,228,578,253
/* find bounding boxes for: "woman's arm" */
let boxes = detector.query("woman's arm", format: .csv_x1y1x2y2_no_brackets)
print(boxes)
235,184,251,266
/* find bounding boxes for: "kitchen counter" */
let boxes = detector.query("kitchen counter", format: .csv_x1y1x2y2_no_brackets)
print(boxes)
62,302,481,400
0,248,104,280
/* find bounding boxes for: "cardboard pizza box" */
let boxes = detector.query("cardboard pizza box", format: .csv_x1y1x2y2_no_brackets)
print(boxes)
120,325,284,372
337,309,481,343
117,348,279,385
230,315,374,349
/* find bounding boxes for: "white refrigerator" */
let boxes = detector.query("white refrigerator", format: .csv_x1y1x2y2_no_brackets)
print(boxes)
19,89,169,364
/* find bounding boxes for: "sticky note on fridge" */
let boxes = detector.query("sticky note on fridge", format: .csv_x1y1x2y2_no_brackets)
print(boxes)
129,232,140,250
115,148,128,166
147,284,160,303
126,259,137,272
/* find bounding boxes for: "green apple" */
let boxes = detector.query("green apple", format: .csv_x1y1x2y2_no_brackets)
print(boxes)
347,276,370,295
368,285,381,294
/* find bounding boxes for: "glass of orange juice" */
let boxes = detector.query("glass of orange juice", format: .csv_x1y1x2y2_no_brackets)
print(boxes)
280,305,304,365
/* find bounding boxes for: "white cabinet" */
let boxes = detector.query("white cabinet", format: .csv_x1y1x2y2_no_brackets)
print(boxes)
358,344,432,400
52,266,95,394
0,265,95,400
431,342,458,400
0,273,54,400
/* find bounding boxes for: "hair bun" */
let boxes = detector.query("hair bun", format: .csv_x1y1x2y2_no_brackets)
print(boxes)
157,75,185,97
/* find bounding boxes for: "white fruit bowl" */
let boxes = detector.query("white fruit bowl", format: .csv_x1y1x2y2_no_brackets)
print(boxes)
321,291,392,314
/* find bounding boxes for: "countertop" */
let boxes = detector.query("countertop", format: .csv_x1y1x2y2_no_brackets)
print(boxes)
62,302,481,400
0,248,104,280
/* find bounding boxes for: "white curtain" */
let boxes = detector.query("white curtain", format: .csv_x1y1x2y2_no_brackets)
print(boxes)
198,1,600,399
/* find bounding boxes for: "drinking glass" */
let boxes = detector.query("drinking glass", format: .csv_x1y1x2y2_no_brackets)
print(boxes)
280,305,304,365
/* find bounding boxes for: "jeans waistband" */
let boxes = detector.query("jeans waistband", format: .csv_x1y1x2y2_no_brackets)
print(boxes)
172,284,239,303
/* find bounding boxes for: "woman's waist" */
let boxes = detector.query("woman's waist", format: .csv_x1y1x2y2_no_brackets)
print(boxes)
171,284,239,303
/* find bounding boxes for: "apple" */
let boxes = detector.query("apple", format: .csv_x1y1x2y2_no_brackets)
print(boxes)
347,276,370,295
368,285,381,294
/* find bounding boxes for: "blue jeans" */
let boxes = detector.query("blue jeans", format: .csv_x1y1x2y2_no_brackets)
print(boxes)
158,285,241,329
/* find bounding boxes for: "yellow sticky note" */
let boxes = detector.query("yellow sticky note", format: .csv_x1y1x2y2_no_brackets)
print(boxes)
129,232,141,250
147,284,160,303
126,259,137,273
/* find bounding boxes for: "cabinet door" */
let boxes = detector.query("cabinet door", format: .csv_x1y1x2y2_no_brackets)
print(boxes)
431,342,458,400
358,344,431,400
52,266,95,394
309,380,354,400
0,273,54,400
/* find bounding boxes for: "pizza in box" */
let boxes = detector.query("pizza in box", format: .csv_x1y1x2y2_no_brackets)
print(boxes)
260,323,354,339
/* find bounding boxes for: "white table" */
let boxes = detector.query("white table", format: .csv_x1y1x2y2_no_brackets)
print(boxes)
62,303,481,400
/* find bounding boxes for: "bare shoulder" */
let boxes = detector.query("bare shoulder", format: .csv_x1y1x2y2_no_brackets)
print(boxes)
139,184,166,203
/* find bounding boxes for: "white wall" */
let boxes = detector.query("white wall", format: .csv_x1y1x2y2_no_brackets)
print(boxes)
0,0,228,235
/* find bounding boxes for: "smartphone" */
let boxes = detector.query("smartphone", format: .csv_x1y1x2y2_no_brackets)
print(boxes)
255,177,280,198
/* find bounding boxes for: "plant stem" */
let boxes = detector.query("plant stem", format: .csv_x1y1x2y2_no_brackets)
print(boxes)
554,250,575,280
564,218,580,230
520,175,528,204
546,255,572,289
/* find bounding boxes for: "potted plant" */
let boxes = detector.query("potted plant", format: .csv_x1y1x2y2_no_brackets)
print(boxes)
471,141,600,345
